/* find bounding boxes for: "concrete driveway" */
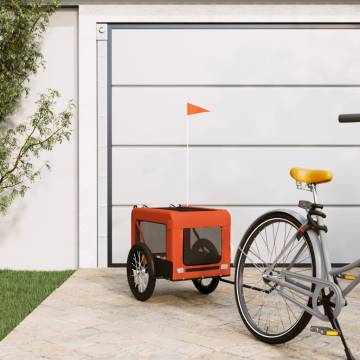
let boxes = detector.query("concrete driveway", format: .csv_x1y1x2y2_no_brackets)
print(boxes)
0,268,359,360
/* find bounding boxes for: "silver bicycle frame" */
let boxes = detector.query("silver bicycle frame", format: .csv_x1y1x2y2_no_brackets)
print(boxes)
330,260,360,297
262,185,359,321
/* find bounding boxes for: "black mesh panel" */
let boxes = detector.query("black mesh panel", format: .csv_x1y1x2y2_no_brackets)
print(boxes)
137,221,166,256
183,227,222,266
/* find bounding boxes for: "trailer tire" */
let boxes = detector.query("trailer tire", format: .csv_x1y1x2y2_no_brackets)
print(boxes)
192,277,220,294
127,243,156,301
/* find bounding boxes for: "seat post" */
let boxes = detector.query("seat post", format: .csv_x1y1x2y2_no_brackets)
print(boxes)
312,184,319,204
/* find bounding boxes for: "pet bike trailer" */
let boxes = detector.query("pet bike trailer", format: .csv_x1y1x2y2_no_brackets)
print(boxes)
127,206,231,301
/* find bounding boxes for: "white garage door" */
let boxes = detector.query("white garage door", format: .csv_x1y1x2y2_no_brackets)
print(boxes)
108,24,360,266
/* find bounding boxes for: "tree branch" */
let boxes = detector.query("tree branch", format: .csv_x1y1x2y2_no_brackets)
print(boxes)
0,121,38,186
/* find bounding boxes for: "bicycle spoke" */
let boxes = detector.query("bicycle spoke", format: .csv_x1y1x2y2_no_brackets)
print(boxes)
236,217,315,337
241,249,268,274
253,238,263,262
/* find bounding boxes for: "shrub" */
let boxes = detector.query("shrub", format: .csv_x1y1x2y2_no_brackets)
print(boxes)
0,0,74,213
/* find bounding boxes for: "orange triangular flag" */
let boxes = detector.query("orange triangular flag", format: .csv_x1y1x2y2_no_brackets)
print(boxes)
187,103,209,116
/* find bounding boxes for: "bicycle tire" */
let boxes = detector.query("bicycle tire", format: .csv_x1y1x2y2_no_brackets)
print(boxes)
234,211,316,344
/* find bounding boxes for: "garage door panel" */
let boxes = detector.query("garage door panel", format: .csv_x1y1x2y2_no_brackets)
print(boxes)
112,87,186,145
112,147,187,204
112,87,360,145
108,25,360,265
190,88,360,145
189,148,360,205
112,29,360,85
111,205,360,264
227,206,360,264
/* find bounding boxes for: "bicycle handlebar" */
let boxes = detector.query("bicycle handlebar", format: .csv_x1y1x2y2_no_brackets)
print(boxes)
339,114,360,123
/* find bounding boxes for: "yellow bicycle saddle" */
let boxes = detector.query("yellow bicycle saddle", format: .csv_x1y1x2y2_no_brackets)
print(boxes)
290,167,333,185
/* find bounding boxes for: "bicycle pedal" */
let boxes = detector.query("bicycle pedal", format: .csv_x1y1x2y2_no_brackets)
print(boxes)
310,326,340,336
338,274,357,281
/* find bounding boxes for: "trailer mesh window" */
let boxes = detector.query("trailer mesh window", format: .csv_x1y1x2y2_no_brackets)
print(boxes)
183,227,222,266
136,221,166,257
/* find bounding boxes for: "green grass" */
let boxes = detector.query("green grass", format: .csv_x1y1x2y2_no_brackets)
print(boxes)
0,269,74,341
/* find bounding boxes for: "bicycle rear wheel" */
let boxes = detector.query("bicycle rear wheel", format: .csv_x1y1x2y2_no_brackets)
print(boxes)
234,212,316,344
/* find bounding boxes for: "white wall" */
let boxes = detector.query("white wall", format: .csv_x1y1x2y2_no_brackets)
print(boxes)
0,9,78,270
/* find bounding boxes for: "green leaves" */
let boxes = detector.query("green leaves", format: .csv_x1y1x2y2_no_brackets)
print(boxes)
0,90,74,214
0,1,74,214
0,0,59,123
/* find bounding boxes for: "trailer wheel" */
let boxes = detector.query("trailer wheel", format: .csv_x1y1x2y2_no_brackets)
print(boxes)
127,243,156,301
192,277,220,294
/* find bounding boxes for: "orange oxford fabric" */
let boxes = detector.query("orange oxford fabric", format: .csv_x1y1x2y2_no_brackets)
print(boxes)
131,207,231,281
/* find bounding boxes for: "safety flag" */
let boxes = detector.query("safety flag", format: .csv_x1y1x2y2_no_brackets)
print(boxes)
187,103,209,116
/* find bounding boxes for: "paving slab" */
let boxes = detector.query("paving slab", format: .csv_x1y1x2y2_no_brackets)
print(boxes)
0,268,359,359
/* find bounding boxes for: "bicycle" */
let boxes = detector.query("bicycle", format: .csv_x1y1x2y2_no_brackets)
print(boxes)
234,114,360,360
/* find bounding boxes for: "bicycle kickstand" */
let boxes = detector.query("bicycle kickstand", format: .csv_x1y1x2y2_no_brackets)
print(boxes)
323,294,355,360
329,316,355,360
